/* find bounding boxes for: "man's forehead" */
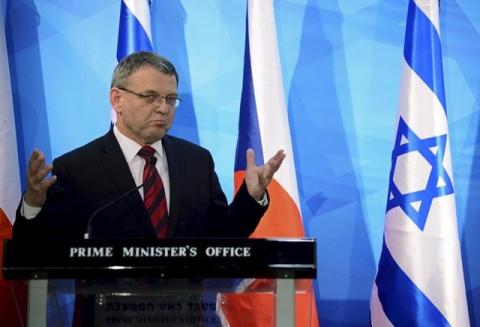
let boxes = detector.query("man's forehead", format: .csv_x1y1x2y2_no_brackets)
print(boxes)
128,67,177,86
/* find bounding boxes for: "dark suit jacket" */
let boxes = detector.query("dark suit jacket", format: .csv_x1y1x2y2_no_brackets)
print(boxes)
13,130,267,239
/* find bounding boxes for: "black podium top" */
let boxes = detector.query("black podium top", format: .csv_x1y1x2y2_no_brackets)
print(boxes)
2,238,316,279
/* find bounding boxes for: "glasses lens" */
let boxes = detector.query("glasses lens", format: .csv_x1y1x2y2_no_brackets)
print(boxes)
164,96,181,107
144,94,158,104
164,96,176,107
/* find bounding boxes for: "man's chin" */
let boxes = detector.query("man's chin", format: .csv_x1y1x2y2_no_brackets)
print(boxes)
143,130,167,144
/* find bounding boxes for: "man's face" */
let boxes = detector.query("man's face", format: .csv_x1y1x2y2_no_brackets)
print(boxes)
111,66,178,145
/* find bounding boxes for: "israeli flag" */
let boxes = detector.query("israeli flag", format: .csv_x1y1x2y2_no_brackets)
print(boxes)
117,0,153,62
112,0,153,122
370,0,470,326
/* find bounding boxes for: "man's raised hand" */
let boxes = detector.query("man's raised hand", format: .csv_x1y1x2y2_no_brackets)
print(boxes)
24,149,57,207
244,148,286,201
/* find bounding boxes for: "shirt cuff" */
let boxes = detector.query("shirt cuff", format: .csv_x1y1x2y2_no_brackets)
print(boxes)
256,193,269,206
21,196,42,219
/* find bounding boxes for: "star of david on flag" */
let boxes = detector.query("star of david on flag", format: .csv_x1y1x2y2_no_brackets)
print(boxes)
387,117,453,231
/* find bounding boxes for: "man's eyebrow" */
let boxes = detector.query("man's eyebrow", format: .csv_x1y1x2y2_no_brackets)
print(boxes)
139,89,158,95
141,90,178,96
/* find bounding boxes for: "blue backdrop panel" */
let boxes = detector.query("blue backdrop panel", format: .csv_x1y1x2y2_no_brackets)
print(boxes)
4,0,480,325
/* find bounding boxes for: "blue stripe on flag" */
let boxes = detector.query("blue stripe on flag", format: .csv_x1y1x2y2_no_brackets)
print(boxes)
376,239,450,326
117,0,153,62
234,18,264,171
403,0,446,110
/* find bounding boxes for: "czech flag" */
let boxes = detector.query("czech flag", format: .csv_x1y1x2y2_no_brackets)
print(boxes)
219,1,319,326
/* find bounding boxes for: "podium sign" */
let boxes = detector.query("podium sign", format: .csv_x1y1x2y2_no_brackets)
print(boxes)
3,238,315,279
2,238,316,327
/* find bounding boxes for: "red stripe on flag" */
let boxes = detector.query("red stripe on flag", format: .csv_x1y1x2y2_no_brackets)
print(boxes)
0,209,27,327
0,209,12,240
220,278,319,327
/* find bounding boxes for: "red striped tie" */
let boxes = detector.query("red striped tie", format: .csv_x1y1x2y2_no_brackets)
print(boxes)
138,146,168,238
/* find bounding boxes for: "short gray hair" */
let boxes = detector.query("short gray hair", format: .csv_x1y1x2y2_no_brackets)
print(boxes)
111,51,179,88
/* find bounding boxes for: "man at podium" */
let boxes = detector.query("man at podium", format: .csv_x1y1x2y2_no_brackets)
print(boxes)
13,51,285,240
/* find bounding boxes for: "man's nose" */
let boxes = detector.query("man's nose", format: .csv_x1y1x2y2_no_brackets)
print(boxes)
154,98,170,112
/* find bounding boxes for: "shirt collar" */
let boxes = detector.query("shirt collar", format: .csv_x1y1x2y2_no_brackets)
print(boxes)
113,125,165,164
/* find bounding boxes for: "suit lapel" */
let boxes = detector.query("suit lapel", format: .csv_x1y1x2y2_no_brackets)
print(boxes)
162,136,183,237
99,130,156,237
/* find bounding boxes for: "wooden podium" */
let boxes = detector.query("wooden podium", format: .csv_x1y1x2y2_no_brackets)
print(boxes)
2,238,316,327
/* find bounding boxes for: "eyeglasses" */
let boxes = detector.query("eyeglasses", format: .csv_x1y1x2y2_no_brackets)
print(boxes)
117,87,181,108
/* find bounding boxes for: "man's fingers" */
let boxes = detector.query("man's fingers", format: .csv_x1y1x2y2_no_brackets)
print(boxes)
28,149,45,165
31,175,56,191
267,150,286,172
272,149,285,160
245,148,285,190
28,149,44,172
40,175,57,191
25,150,56,207
29,161,51,181
27,150,51,186
31,163,54,184
246,148,256,169
27,150,55,190
28,149,41,163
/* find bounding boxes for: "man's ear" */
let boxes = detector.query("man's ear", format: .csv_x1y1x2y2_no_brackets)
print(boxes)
110,88,122,114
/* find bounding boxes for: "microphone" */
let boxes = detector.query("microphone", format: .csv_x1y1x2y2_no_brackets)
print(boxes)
84,183,144,239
